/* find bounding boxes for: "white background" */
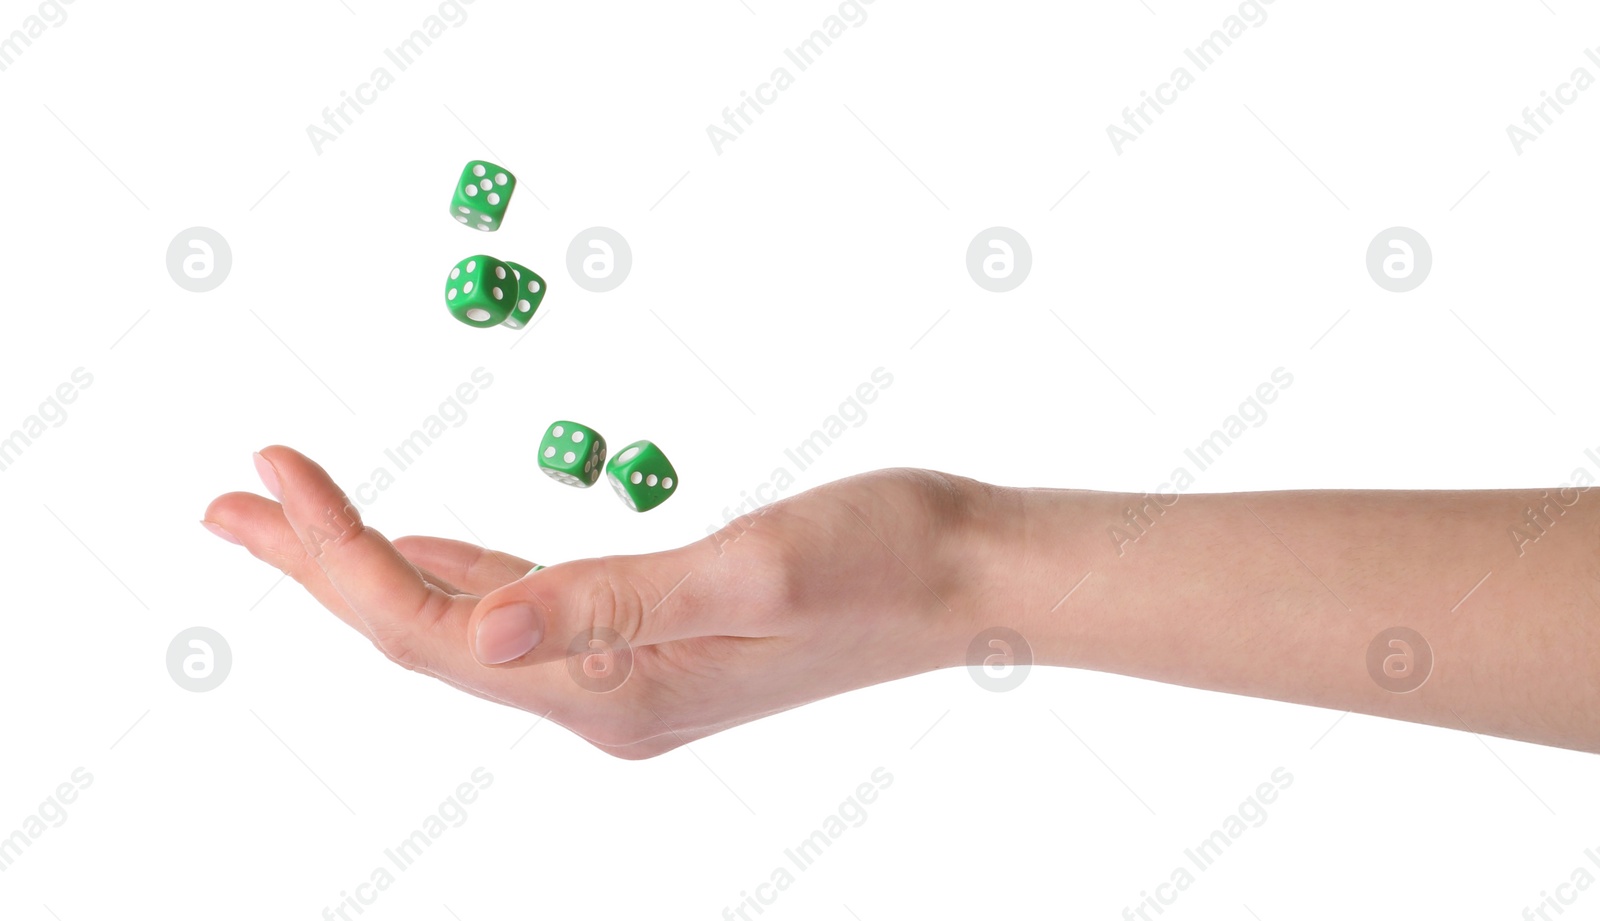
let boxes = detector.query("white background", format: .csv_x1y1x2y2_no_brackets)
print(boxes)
2,1,1598,918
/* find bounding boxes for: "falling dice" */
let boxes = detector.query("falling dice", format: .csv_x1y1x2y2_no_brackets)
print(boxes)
501,261,547,331
606,441,678,512
445,255,517,328
450,160,515,231
539,420,607,487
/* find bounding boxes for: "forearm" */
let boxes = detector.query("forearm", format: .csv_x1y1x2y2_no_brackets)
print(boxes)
971,484,1600,752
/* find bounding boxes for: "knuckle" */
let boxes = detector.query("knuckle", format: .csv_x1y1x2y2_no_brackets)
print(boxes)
255,532,321,583
719,522,804,614
300,502,367,559
369,628,423,672
586,557,646,645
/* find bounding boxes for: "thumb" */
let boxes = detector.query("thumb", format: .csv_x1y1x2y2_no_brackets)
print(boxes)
468,547,708,668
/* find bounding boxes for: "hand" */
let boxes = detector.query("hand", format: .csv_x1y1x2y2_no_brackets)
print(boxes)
203,447,996,759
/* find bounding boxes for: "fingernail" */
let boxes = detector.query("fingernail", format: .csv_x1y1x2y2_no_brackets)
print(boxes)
475,604,544,665
201,520,243,545
253,452,282,500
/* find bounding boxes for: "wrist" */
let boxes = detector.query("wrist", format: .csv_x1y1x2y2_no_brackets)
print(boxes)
952,481,1118,671
932,477,1101,671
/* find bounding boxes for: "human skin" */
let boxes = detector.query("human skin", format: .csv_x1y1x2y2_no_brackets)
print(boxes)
202,446,1600,758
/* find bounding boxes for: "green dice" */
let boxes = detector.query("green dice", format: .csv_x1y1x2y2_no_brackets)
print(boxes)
451,160,515,231
502,261,547,331
445,255,517,328
606,441,678,512
539,420,607,487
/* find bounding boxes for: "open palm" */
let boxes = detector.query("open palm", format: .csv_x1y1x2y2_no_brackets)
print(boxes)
205,447,985,758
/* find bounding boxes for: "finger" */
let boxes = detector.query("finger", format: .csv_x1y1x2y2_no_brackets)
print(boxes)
468,538,774,668
207,493,464,625
208,462,657,733
393,536,537,596
255,446,478,676
207,490,581,707
204,491,373,637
